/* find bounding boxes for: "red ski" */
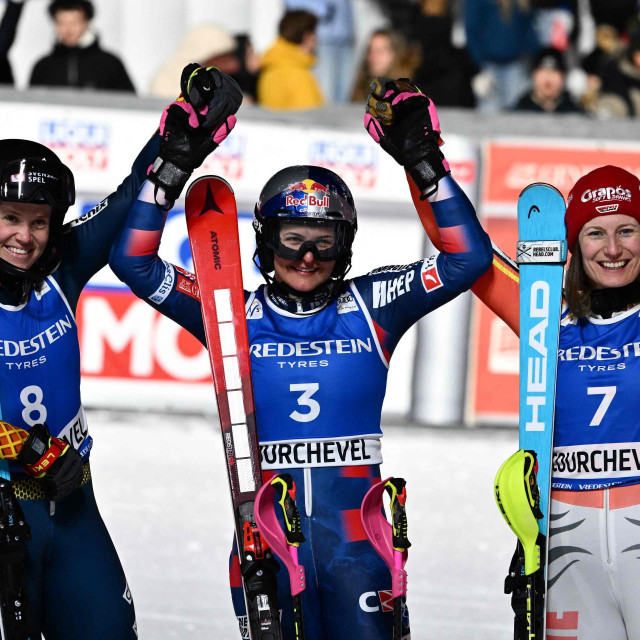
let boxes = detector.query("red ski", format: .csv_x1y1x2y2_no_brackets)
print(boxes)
185,175,282,640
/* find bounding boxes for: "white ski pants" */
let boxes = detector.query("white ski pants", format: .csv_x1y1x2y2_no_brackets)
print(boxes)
547,484,640,640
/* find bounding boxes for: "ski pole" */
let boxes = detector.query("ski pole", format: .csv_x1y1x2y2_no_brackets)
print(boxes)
0,410,31,640
385,478,410,639
361,477,410,640
495,449,546,639
255,474,306,640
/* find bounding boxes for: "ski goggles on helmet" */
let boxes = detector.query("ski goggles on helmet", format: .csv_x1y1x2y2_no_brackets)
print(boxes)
0,158,75,209
265,218,352,262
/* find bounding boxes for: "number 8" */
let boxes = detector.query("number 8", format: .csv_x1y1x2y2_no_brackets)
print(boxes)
20,385,47,426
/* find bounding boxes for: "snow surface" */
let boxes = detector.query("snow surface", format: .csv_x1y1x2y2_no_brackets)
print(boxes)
87,410,518,639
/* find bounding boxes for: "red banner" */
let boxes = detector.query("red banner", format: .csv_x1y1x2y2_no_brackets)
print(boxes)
483,141,640,215
77,289,211,382
470,140,640,423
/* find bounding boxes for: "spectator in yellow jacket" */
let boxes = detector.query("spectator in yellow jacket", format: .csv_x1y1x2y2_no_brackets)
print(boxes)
257,10,324,110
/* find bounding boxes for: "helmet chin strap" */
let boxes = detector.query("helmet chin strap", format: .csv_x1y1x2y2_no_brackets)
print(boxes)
267,276,337,315
0,247,60,304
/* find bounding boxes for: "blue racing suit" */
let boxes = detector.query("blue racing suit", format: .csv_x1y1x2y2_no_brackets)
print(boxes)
0,133,158,639
110,175,493,639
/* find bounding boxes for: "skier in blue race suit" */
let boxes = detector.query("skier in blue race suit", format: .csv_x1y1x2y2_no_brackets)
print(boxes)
110,77,493,639
471,164,640,640
0,64,240,639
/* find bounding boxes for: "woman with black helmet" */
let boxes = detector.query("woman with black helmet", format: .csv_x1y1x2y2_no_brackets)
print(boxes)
0,65,241,638
110,77,493,638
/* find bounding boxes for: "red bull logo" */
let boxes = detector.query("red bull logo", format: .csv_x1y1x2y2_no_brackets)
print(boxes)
285,179,330,208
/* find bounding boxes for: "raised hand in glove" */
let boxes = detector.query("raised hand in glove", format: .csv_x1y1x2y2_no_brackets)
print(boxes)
364,77,450,198
17,423,83,501
148,64,243,205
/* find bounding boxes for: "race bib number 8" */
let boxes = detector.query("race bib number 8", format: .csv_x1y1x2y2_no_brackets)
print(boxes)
20,385,47,426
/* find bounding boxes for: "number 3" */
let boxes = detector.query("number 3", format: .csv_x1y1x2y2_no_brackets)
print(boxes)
290,383,320,423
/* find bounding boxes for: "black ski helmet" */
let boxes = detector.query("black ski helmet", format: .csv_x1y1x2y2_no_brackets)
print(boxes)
0,139,75,285
253,165,357,284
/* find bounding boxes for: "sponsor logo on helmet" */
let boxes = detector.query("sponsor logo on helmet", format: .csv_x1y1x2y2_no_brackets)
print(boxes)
581,186,632,204
10,171,58,184
595,204,619,213
285,179,330,209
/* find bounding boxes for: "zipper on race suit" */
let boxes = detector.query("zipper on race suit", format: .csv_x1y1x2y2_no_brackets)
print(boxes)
304,467,312,517
604,488,612,565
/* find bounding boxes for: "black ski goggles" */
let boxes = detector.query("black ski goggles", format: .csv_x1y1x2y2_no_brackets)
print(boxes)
0,158,75,209
265,218,351,262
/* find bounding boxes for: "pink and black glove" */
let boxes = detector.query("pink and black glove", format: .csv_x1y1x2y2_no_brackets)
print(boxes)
364,77,450,198
149,64,243,204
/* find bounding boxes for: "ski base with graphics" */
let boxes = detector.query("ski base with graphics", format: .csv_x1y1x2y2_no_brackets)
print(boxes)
495,183,566,640
185,175,282,640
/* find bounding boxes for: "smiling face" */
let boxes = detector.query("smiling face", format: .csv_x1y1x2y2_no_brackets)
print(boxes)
273,223,337,292
578,214,640,289
0,202,52,271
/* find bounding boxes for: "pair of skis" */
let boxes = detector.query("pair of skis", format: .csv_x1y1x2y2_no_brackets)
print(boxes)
495,183,567,639
186,176,411,639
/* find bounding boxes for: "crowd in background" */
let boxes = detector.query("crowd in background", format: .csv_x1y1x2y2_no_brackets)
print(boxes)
3,0,640,117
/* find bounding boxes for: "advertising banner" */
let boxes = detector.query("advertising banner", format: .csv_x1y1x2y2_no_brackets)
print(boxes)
0,98,431,414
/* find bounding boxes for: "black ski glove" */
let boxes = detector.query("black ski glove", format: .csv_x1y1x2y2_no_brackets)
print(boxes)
17,423,83,501
148,64,243,205
364,77,450,198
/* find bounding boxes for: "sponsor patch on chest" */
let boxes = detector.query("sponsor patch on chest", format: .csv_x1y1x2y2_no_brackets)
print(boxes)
337,291,358,314
246,299,263,319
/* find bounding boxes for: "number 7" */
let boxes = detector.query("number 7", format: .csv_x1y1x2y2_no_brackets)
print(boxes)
587,386,616,427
